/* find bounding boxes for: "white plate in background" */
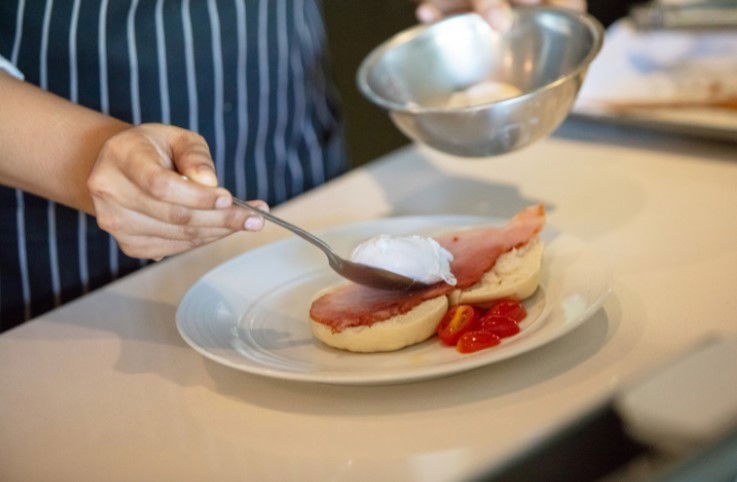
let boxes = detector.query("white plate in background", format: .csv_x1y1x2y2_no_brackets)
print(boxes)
573,19,737,141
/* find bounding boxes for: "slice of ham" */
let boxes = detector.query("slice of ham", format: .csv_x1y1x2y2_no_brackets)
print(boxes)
310,205,545,332
435,204,545,289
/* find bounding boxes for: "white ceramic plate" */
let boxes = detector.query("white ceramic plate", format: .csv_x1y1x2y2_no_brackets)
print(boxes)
176,216,611,385
572,20,737,143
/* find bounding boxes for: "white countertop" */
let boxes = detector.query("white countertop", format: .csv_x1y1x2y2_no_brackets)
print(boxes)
1,120,736,481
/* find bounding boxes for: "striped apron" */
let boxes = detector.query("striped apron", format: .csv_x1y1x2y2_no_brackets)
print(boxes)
0,0,346,331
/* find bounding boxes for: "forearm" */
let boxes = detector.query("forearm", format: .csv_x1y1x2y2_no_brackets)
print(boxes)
0,71,129,214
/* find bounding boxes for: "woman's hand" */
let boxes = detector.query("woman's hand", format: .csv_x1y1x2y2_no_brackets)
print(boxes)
88,123,267,260
416,0,586,30
0,75,264,261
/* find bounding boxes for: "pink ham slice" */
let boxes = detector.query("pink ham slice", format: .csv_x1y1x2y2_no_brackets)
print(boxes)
435,204,545,289
310,205,545,332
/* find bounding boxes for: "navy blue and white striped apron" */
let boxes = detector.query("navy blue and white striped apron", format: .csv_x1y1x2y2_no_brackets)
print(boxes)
0,0,346,331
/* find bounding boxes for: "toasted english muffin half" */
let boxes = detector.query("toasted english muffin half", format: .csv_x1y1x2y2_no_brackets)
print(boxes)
310,295,447,353
448,239,543,308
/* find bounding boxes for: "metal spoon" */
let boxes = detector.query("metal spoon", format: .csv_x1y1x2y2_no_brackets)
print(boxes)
233,198,430,291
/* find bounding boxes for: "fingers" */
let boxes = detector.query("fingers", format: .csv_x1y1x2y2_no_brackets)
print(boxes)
89,123,271,260
416,0,513,31
123,140,230,210
98,127,228,211
416,3,441,22
472,0,513,31
94,168,258,230
93,175,270,236
545,0,586,12
416,0,468,22
416,0,586,27
96,201,232,243
510,0,586,11
240,200,269,231
114,233,226,260
94,198,270,259
167,130,220,188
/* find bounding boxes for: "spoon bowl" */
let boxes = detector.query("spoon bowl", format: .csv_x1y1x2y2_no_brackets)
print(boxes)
233,199,431,291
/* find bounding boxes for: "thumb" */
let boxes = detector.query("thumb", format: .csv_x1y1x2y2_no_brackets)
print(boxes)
170,132,219,187
416,3,442,23
472,0,513,31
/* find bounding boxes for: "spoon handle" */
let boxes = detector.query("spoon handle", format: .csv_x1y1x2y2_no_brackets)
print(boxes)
232,198,341,266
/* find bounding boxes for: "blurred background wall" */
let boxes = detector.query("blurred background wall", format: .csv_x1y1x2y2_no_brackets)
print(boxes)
322,1,635,168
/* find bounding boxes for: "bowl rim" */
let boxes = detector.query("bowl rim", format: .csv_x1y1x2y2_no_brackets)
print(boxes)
356,7,605,115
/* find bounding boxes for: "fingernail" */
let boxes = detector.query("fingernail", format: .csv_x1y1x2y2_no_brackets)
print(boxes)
192,166,218,187
244,216,264,231
215,196,231,209
416,4,438,23
486,7,513,32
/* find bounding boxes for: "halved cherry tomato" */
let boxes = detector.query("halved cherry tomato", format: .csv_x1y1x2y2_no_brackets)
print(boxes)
457,331,500,353
437,305,479,346
487,298,527,323
479,315,520,338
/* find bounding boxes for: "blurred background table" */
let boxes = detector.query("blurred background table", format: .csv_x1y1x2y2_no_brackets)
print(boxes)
1,119,735,481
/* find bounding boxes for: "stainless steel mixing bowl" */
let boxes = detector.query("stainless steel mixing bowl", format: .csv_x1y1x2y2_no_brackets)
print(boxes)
357,8,604,157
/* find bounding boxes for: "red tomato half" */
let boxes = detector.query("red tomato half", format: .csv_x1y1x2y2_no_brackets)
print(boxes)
457,331,500,353
437,305,478,346
487,298,527,323
480,315,520,338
